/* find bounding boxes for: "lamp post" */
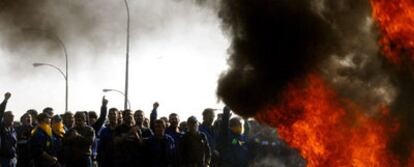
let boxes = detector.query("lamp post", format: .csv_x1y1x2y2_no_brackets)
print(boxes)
102,89,131,109
33,63,68,112
26,29,69,112
123,0,131,111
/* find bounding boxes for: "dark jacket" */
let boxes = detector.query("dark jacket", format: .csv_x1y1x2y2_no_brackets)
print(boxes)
113,124,144,167
217,111,250,167
199,124,217,151
178,132,211,167
165,127,183,144
16,125,34,167
97,126,116,167
144,135,178,167
62,125,95,166
29,127,61,167
0,100,17,160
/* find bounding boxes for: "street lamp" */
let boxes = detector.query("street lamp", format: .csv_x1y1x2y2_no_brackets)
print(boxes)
102,89,131,109
33,62,68,112
26,29,69,112
123,0,131,111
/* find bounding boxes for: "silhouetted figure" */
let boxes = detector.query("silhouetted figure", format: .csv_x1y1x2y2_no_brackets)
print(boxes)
97,108,119,167
16,113,34,167
217,107,250,167
144,119,178,167
150,102,159,131
134,110,153,138
26,109,38,126
0,92,17,167
29,113,62,167
51,115,65,166
144,117,150,128
63,112,95,167
199,108,218,167
63,112,74,131
165,113,183,143
42,107,54,117
113,110,143,167
179,121,187,133
179,116,211,167
89,97,108,166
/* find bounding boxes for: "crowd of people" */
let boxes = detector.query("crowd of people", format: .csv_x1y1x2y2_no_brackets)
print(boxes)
0,92,300,167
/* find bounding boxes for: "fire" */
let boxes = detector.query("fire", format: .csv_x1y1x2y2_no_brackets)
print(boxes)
255,74,400,166
370,0,414,64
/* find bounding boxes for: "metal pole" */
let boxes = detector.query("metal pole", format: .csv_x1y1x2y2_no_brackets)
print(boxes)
123,0,130,111
27,29,69,112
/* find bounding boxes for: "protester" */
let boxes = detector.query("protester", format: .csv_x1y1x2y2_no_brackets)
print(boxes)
63,112,95,167
89,97,108,134
134,110,153,138
113,110,143,167
179,121,187,133
29,113,62,167
26,109,38,126
179,116,211,167
143,117,150,128
150,102,159,131
0,92,17,167
165,113,183,143
199,108,218,167
145,119,178,167
63,112,74,131
217,107,250,167
16,113,34,167
42,107,54,117
97,108,119,167
51,115,65,166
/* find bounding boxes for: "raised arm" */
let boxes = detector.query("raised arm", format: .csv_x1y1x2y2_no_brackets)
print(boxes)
0,92,11,122
93,96,108,132
150,102,159,131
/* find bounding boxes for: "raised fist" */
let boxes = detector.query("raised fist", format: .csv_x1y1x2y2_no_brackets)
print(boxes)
102,96,108,106
4,92,11,101
153,102,159,109
223,106,231,114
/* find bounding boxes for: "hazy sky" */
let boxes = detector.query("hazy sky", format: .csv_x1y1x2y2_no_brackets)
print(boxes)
0,0,229,120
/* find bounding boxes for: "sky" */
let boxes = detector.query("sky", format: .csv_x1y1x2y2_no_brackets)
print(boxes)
0,0,229,120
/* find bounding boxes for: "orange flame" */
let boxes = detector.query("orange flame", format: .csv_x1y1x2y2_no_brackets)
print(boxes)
371,0,414,64
255,74,400,166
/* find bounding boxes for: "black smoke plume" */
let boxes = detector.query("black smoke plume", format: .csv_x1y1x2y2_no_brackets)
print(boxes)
216,0,339,117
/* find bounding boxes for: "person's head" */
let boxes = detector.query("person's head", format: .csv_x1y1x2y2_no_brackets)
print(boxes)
160,117,169,127
230,117,243,135
51,115,65,137
74,112,87,128
42,107,54,117
20,113,32,126
143,118,150,128
154,119,166,137
168,113,179,128
134,110,144,126
88,111,98,125
63,112,74,128
179,121,187,133
37,113,51,125
3,111,14,126
202,108,215,126
187,116,199,133
123,110,135,127
26,109,38,125
108,108,118,126
117,110,123,125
